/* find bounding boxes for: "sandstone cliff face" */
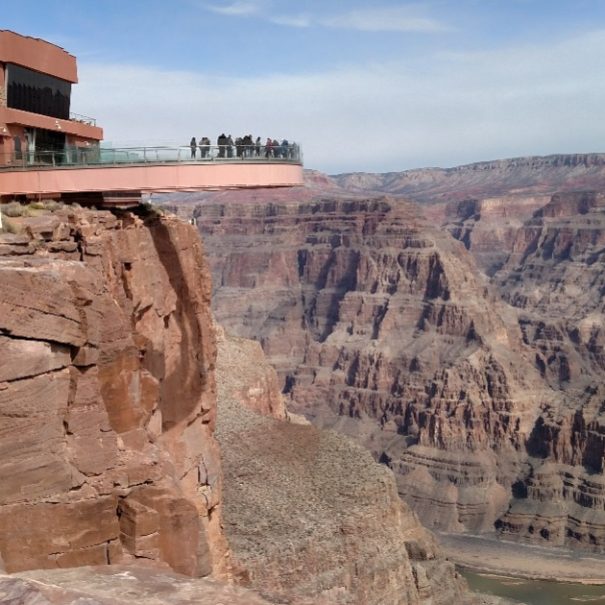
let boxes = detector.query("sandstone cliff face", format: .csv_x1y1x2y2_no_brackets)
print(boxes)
194,195,548,536
0,207,228,576
215,330,470,605
442,195,550,275
492,191,605,550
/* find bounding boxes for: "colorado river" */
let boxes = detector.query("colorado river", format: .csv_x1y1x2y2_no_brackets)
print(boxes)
463,570,605,605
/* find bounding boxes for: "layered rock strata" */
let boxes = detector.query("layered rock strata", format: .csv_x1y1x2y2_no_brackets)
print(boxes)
215,330,471,605
332,154,605,202
442,195,550,275
194,195,546,536
159,165,605,556
493,191,605,549
0,207,228,575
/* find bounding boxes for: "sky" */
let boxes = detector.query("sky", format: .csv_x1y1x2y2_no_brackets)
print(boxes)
4,0,605,173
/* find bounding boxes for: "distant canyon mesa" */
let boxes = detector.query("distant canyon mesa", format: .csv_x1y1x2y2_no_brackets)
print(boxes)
169,153,605,553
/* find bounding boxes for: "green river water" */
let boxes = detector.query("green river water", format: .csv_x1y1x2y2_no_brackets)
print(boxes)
463,570,605,605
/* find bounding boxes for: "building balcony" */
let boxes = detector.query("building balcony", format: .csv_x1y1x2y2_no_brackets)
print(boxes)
69,112,97,127
0,106,103,141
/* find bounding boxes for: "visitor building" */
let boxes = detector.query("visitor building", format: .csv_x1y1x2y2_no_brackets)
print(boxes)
0,30,303,206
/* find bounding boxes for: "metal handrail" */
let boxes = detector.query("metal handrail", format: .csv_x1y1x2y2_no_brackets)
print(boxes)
0,143,303,170
69,112,97,126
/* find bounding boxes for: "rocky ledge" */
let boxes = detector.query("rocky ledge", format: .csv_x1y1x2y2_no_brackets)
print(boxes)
1,566,273,605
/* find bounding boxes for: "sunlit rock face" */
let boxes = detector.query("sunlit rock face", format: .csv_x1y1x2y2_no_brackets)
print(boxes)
0,208,229,576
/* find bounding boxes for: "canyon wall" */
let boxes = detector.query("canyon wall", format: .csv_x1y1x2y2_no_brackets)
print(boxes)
189,181,605,553
442,195,550,275
0,201,482,605
492,191,605,549
418,187,605,550
0,207,228,576
193,195,548,536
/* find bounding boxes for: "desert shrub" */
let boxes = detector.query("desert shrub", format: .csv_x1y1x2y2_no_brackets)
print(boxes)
45,200,63,212
1,217,21,234
28,201,46,210
2,201,25,217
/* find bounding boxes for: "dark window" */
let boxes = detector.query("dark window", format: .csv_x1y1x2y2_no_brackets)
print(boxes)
6,63,71,119
34,128,66,163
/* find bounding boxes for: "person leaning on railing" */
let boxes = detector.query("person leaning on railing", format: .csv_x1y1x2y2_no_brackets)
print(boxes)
199,137,210,158
264,137,273,158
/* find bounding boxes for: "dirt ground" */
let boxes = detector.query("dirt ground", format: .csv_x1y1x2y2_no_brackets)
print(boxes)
438,532,605,585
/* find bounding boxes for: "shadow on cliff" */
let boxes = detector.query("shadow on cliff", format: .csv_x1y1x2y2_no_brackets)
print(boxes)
317,249,360,342
148,217,204,431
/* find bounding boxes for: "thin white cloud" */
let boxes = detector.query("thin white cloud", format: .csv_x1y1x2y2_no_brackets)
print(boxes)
269,14,312,28
320,7,450,33
204,0,262,16
202,2,450,34
72,29,605,174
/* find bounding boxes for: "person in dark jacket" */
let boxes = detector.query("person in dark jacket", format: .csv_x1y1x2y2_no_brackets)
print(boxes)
190,137,197,159
199,136,210,158
217,133,226,158
242,134,253,157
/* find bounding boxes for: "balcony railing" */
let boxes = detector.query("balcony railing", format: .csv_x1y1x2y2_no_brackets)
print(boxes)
69,112,97,126
0,143,302,170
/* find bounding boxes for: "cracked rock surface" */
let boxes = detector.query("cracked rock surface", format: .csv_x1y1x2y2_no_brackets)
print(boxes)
0,207,228,577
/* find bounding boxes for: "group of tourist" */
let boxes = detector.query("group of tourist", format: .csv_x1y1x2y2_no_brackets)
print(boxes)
188,135,298,160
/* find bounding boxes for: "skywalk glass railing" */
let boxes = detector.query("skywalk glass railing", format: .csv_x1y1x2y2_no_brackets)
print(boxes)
0,143,302,170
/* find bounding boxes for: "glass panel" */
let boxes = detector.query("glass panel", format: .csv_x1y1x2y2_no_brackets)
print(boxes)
34,128,66,164
6,63,71,119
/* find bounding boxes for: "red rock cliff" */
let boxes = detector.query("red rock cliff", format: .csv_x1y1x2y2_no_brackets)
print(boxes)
0,207,229,576
492,191,605,549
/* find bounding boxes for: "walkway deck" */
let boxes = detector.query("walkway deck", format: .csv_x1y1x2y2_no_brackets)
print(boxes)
0,145,304,203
